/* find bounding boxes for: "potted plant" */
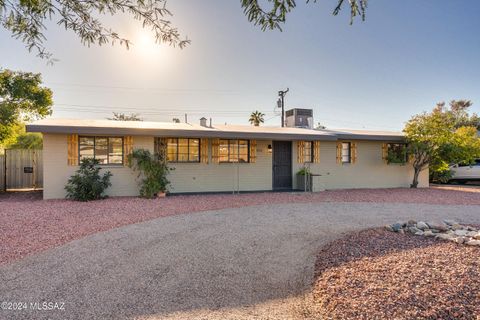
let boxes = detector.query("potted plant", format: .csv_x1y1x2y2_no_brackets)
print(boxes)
296,167,312,191
127,149,172,199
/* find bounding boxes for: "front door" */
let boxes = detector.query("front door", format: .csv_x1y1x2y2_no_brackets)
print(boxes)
272,141,292,190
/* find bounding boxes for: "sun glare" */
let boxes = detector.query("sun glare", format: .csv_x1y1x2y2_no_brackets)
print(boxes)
133,29,164,59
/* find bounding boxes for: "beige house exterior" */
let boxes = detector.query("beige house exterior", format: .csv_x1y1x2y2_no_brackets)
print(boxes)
28,119,428,200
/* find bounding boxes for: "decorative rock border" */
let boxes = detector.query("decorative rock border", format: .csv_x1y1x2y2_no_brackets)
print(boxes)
386,220,480,246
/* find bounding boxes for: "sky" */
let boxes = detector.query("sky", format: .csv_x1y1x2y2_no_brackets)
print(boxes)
1,0,480,131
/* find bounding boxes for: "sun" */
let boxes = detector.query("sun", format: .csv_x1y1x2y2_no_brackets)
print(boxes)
133,29,162,57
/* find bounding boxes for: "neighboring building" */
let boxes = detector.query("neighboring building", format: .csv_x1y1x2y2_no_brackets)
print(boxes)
27,111,428,199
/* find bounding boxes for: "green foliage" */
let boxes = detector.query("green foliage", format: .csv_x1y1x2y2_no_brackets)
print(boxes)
8,132,43,149
446,100,480,129
107,112,142,121
65,158,112,201
241,0,366,31
127,149,171,199
296,167,311,176
430,168,453,184
386,145,407,164
0,0,190,60
404,101,480,188
1,0,364,60
249,110,265,126
0,69,52,145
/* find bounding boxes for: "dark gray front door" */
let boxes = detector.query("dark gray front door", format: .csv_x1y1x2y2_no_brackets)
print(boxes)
272,141,292,190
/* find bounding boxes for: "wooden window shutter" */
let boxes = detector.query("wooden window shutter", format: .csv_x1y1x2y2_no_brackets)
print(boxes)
336,142,342,164
297,141,305,163
211,138,220,164
313,141,320,163
67,134,79,166
123,136,134,164
200,138,209,164
382,143,388,164
351,142,358,164
249,140,257,163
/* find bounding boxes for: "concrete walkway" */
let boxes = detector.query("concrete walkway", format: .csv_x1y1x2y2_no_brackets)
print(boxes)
1,202,479,320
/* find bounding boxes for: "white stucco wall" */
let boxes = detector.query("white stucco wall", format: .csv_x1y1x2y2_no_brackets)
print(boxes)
42,133,154,199
42,134,428,199
291,140,429,189
168,140,272,193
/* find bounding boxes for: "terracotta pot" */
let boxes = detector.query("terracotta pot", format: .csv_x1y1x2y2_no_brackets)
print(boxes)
157,191,166,198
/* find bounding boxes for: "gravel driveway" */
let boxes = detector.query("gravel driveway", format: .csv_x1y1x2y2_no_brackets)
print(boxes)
1,202,479,320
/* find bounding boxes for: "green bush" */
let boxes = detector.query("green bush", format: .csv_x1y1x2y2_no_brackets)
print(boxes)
430,168,453,184
65,158,112,201
296,167,311,176
127,149,171,198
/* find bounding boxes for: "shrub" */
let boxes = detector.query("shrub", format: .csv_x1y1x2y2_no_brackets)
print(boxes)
127,149,171,198
430,168,453,184
65,158,112,201
297,167,311,176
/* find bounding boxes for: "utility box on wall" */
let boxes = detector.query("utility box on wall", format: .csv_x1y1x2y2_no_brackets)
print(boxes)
285,108,313,129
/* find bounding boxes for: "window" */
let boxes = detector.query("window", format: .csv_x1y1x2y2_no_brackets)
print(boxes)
219,139,249,163
79,136,123,165
167,138,200,162
341,142,351,163
303,141,313,163
387,143,407,164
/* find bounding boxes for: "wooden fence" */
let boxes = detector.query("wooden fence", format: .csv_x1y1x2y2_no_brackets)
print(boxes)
1,149,43,191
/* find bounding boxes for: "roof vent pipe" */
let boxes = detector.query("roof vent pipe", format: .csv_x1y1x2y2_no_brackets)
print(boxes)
209,118,212,128
200,117,207,127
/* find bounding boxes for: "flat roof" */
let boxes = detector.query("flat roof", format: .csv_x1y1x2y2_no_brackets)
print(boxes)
26,118,405,141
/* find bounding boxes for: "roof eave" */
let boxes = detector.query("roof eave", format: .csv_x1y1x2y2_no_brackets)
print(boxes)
26,124,339,141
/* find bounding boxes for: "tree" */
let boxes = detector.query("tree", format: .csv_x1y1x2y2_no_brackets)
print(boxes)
8,132,43,149
249,110,265,126
107,112,142,121
315,122,326,130
172,118,181,123
404,102,480,188
446,100,480,129
1,0,365,60
0,70,53,145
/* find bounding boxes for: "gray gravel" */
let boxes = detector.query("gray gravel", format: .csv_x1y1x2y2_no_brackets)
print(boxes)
1,202,479,320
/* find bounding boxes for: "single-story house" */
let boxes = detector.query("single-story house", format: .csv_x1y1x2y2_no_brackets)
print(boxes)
27,113,428,200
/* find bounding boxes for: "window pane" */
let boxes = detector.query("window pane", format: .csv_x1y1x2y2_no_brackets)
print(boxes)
167,138,177,162
304,141,312,163
229,140,239,162
79,137,94,160
238,140,248,163
342,142,350,163
189,139,200,162
95,137,108,164
178,138,189,162
219,140,229,162
238,140,249,163
387,143,406,164
109,137,123,164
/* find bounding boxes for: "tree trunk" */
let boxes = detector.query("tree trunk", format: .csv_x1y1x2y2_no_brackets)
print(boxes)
411,166,420,188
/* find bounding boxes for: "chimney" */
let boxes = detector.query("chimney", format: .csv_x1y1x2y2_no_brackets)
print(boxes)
200,117,207,127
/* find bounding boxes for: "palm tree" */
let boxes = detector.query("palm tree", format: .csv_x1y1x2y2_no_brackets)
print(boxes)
249,111,265,126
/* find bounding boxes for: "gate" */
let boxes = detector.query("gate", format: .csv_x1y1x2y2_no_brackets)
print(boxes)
2,149,43,191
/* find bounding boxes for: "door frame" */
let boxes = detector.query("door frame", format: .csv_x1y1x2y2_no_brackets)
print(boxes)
272,140,293,190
